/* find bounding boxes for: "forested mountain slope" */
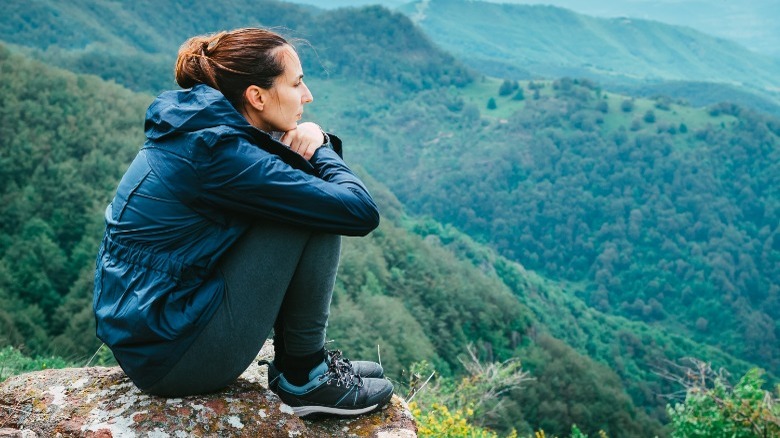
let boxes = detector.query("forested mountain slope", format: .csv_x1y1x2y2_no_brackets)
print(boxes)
407,217,761,432
0,45,152,354
304,75,780,381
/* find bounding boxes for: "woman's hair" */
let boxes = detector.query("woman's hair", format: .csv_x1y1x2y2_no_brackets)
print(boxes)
175,28,290,109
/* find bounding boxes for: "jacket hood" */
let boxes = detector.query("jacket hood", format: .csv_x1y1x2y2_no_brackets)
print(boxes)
142,84,324,175
144,84,253,142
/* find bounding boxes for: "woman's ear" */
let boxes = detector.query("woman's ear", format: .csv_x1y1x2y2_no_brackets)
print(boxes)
244,85,266,111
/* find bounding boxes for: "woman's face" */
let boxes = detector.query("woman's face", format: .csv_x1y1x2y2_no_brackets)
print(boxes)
254,45,313,132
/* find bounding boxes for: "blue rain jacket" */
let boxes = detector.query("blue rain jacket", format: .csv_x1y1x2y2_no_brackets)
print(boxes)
93,84,379,389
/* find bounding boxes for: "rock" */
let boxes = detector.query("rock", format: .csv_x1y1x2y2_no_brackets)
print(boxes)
0,342,416,437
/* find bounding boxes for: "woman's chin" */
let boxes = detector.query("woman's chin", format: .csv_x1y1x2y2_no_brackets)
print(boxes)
270,124,295,133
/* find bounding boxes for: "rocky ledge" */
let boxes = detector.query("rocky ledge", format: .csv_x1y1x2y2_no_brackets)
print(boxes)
0,343,416,437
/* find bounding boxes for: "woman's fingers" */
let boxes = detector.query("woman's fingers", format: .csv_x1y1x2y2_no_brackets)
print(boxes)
301,142,320,160
280,123,325,159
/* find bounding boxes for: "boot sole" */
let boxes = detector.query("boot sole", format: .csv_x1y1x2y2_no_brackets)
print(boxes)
291,388,393,417
293,403,379,417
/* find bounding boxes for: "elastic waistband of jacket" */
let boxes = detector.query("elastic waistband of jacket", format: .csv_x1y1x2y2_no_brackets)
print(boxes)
102,235,201,284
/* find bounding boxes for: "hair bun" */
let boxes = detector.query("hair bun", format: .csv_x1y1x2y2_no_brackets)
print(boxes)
173,28,290,108
175,35,221,89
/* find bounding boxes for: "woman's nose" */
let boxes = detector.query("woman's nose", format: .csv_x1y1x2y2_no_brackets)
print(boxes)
302,83,313,104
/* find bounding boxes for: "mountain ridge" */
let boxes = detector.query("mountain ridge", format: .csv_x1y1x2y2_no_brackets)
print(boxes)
0,0,472,94
399,0,780,88
475,0,780,58
299,0,780,58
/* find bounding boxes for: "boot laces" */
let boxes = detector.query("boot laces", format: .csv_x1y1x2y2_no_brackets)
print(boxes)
322,349,363,388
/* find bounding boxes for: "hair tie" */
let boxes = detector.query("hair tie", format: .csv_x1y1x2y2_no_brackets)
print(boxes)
200,40,211,56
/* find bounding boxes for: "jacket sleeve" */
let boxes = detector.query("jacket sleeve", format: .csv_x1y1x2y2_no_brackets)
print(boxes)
198,136,380,236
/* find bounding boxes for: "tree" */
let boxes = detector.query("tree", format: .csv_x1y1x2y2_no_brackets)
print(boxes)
498,79,514,97
654,96,672,111
487,97,497,110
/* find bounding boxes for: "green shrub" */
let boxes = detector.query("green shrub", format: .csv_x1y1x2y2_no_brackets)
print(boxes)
667,361,780,437
0,346,70,382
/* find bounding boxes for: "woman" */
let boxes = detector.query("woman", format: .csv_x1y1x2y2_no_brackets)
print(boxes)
93,28,393,417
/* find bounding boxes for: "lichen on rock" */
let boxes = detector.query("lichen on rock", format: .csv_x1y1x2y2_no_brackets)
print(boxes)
0,341,416,437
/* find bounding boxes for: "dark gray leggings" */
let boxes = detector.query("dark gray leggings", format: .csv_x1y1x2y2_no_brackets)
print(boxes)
145,223,341,397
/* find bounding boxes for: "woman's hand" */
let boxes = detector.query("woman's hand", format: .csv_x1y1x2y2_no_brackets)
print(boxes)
280,122,325,160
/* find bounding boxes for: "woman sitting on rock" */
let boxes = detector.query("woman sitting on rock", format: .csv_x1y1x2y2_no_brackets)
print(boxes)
92,27,392,417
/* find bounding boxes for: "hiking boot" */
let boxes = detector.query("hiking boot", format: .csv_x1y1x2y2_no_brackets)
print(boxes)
275,359,394,417
259,350,383,392
258,359,284,391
